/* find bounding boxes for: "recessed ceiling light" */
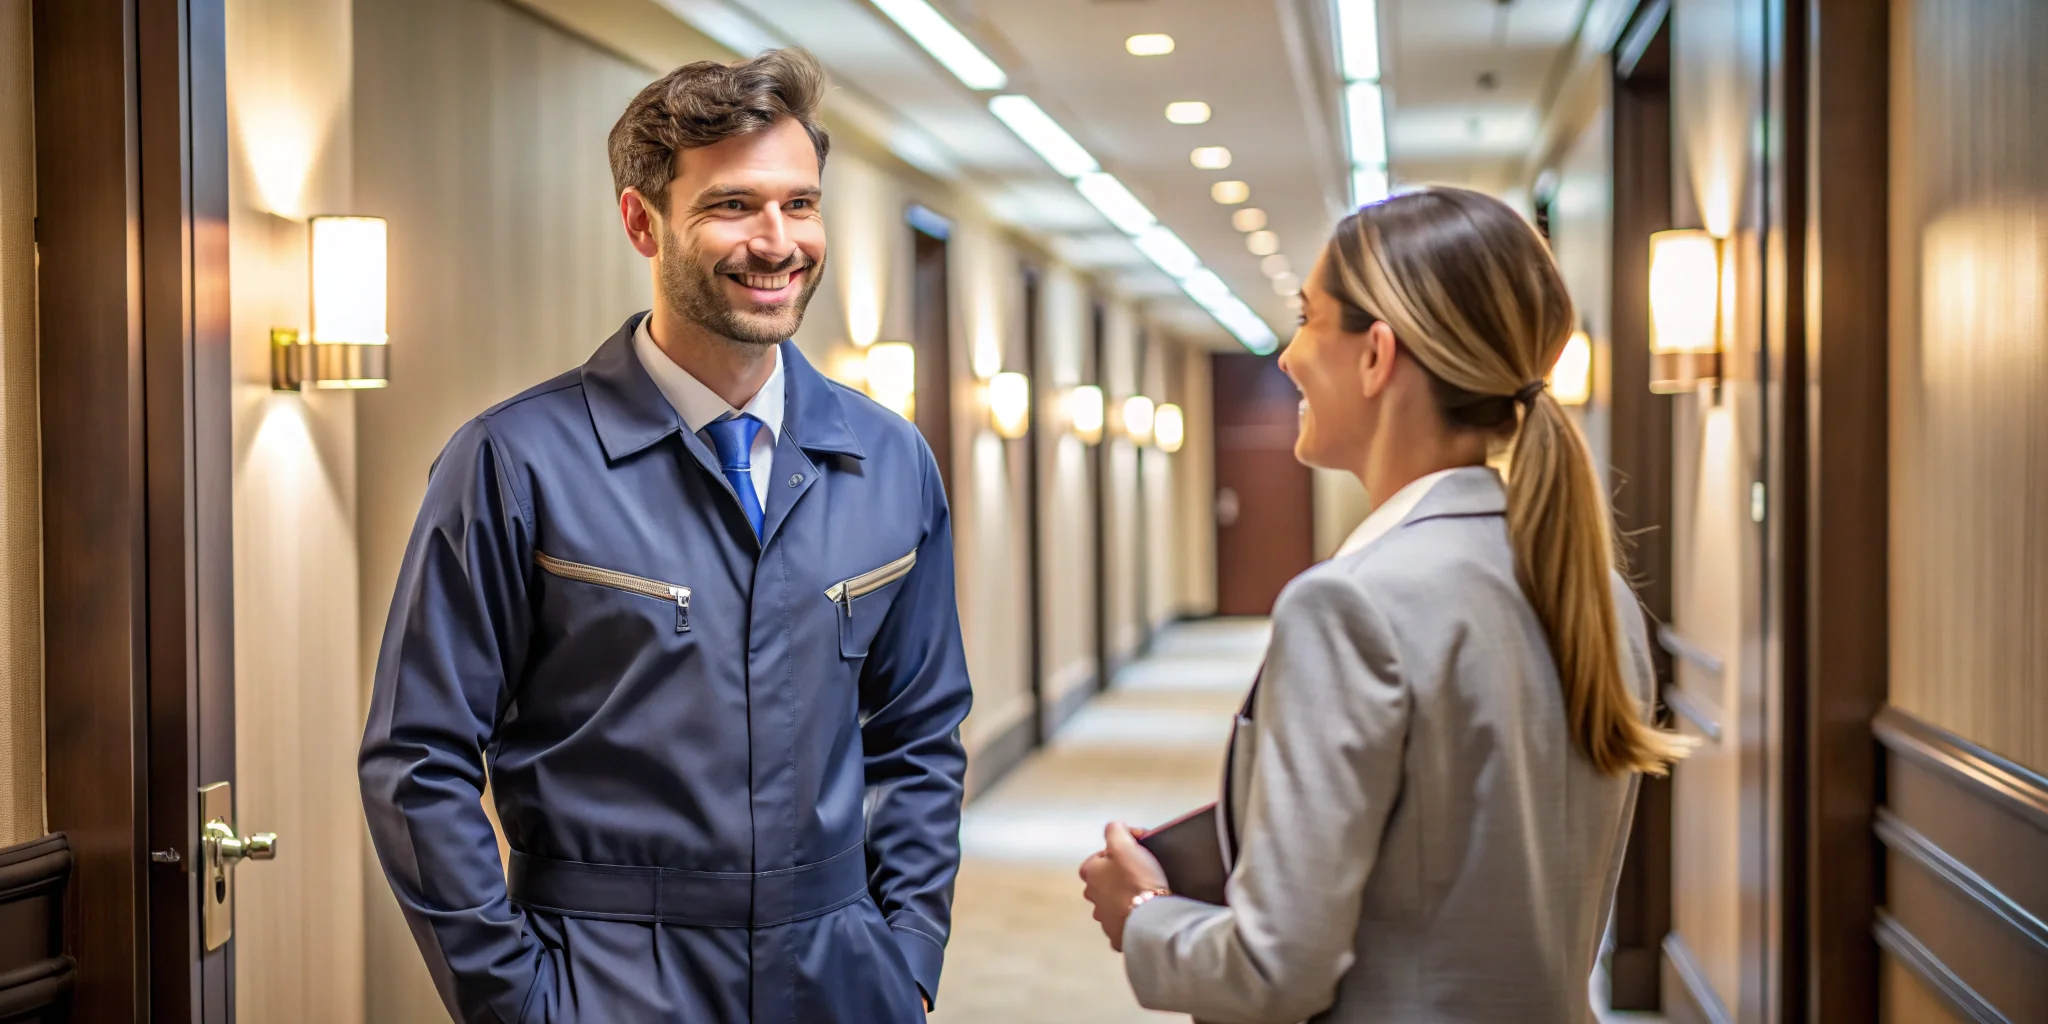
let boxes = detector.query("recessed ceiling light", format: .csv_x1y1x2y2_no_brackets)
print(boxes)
1190,147,1233,170
1231,208,1268,232
1261,254,1291,277
1270,272,1301,295
1247,230,1280,256
870,0,1009,91
1165,101,1212,125
1211,181,1251,205
1125,33,1175,56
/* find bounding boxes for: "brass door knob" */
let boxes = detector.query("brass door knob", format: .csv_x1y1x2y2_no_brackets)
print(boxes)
206,819,279,863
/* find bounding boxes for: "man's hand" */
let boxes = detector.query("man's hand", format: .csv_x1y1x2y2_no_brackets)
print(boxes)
1078,821,1170,952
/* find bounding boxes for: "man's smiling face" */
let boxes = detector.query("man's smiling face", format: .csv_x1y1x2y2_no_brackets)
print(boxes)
656,116,827,347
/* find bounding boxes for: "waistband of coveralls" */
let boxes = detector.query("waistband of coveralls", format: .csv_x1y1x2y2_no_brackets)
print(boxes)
507,841,870,929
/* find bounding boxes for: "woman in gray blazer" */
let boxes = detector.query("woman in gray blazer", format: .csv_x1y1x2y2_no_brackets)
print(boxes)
1080,187,1693,1023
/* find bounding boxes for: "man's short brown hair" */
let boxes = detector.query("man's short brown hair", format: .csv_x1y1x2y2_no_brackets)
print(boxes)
608,48,832,215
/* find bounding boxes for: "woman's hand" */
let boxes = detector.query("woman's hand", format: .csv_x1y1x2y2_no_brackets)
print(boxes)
1078,821,1171,952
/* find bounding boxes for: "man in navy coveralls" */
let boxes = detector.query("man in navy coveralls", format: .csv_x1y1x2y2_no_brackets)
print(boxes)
361,48,971,1023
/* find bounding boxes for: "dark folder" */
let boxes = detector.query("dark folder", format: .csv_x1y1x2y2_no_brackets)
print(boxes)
1137,803,1228,905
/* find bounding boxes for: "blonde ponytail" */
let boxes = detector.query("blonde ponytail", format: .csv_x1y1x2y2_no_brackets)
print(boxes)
1324,188,1694,777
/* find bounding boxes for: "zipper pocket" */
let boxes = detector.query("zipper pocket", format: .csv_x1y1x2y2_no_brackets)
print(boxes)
823,549,917,618
535,551,692,633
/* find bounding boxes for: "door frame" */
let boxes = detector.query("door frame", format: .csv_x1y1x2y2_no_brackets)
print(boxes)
33,0,236,1019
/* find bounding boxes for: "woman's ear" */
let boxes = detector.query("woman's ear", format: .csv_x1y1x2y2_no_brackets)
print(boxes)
1358,320,1399,399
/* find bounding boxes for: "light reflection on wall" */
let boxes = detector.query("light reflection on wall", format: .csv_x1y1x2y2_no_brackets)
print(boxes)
830,157,889,348
1920,199,2046,390
227,5,351,219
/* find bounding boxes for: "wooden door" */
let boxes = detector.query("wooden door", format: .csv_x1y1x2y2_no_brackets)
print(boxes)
911,217,953,497
1210,352,1313,618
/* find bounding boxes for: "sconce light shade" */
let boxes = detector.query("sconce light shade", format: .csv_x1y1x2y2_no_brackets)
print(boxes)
1647,228,1722,393
1122,395,1156,445
1066,385,1105,445
1154,403,1186,453
864,341,917,420
988,371,1031,440
273,215,391,390
1550,330,1593,406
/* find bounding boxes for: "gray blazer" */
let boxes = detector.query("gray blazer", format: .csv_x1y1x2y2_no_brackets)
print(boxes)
1123,468,1648,1024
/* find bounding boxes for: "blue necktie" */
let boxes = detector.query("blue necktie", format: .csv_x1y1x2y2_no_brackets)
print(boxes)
702,414,766,539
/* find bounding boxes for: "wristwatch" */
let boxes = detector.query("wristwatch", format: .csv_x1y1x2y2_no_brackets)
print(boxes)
1130,887,1171,911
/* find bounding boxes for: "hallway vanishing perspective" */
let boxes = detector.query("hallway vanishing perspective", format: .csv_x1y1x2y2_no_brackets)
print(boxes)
934,620,1265,1023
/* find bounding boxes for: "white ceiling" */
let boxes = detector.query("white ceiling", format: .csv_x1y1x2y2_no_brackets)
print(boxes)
651,0,1598,347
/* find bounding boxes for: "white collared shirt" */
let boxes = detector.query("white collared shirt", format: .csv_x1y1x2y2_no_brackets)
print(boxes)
632,315,784,505
1334,467,1469,559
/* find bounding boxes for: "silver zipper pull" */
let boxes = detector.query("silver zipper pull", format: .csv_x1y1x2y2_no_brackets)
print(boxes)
672,588,691,633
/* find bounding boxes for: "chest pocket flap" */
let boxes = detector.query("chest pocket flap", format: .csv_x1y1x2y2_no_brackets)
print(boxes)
825,549,916,659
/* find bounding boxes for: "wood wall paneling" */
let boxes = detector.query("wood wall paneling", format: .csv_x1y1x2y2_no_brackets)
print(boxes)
1886,0,2048,780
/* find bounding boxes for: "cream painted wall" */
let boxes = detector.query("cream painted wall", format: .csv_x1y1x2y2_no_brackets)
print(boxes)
0,0,41,847
224,0,367,1019
1036,265,1100,704
1171,352,1218,618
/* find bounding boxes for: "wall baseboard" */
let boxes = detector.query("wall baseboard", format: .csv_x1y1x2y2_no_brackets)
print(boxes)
964,707,1036,803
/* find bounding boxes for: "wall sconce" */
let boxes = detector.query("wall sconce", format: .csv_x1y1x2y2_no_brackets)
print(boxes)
986,371,1031,440
1121,395,1156,446
1154,403,1185,453
864,341,916,420
1550,329,1593,406
273,215,391,390
1066,385,1105,445
1647,228,1722,393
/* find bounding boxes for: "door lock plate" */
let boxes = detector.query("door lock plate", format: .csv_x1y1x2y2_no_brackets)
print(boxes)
200,782,234,951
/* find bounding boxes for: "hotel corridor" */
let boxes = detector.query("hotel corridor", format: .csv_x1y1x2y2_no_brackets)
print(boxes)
934,619,1266,1023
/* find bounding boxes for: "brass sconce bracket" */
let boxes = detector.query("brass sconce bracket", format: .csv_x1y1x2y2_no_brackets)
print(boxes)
271,328,390,391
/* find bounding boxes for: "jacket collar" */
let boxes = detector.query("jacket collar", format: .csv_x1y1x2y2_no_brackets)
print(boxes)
583,312,866,463
1400,465,1508,526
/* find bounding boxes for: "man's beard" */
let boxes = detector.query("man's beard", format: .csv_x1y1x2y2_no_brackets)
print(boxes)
661,225,825,347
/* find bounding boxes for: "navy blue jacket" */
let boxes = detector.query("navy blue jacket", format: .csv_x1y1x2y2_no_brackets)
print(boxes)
361,314,971,1023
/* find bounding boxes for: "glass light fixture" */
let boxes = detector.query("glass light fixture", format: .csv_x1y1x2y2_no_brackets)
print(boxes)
273,215,391,390
1211,180,1250,205
1190,147,1233,170
1647,229,1723,392
1125,33,1175,56
870,0,1008,90
1247,230,1280,256
1231,208,1268,233
864,341,917,419
1066,385,1105,445
1550,329,1593,406
987,371,1031,439
1165,101,1212,125
1122,395,1156,445
1154,403,1186,453
1334,0,1389,208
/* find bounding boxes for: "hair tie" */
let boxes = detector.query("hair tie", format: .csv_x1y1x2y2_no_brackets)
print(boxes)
1513,379,1547,406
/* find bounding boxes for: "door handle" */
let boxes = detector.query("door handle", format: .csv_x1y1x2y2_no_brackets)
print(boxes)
199,781,279,951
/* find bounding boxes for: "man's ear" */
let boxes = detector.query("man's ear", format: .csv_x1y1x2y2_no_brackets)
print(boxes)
621,189,662,259
1358,320,1399,399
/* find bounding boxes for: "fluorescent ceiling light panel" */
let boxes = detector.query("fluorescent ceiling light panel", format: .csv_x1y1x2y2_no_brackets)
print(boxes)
1345,82,1388,167
1335,0,1381,82
1132,226,1202,279
988,95,1099,178
1075,173,1158,236
1203,293,1279,353
871,0,1008,91
1179,268,1235,311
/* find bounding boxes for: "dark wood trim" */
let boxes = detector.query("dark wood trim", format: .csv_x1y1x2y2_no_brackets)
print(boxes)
1662,933,1733,1024
1874,914,2004,1024
1089,300,1109,692
1877,707,2048,834
1022,265,1047,745
0,833,76,1019
32,0,152,1017
1605,15,1675,1006
1799,1,1892,1019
